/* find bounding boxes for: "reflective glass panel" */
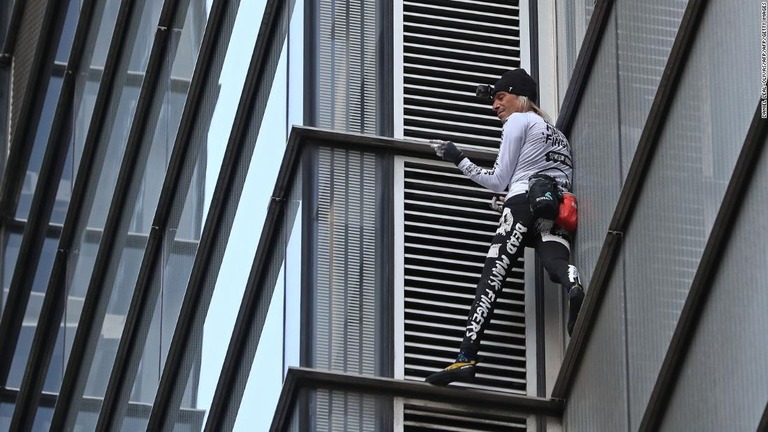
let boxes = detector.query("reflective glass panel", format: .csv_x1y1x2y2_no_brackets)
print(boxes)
16,75,63,220
659,134,768,432
56,0,80,63
0,402,12,431
235,265,285,432
79,0,205,405
57,0,161,424
622,0,760,428
192,38,288,424
7,236,59,389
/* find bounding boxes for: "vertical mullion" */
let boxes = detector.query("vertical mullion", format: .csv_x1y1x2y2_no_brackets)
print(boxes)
759,402,768,432
0,0,25,55
0,0,70,219
93,0,239,428
41,0,150,429
146,0,295,428
0,0,72,384
3,0,108,427
43,0,194,429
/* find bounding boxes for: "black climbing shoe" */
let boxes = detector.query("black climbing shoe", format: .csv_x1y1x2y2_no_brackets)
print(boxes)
425,354,478,386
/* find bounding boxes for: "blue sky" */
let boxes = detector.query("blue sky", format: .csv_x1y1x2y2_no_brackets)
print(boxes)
199,0,290,430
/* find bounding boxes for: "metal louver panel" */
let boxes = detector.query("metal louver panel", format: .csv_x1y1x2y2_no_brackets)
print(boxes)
313,146,381,431
315,147,377,374
401,0,520,150
316,0,377,134
403,402,528,431
399,159,528,395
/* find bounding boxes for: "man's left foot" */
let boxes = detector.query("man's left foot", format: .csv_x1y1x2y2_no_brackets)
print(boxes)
425,354,478,386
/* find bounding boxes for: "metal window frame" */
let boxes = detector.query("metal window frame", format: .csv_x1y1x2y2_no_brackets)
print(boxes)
376,0,394,137
41,0,195,430
43,0,150,421
0,0,72,384
10,0,145,413
270,367,564,431
638,103,768,430
392,154,406,383
144,0,296,428
92,0,236,428
760,402,768,432
3,0,149,428
0,0,71,220
551,0,709,400
554,0,615,138
2,2,105,428
0,386,205,429
0,0,26,55
392,0,404,138
203,123,303,432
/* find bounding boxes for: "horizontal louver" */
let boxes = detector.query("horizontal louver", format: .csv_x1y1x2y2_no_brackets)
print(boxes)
403,402,528,431
402,0,521,150
400,159,528,395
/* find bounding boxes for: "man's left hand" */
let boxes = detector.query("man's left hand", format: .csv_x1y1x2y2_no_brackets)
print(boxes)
429,140,466,165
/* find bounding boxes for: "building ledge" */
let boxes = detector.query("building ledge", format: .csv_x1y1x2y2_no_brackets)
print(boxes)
270,367,564,431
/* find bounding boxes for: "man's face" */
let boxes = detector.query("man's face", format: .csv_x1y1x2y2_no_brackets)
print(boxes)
491,91,520,123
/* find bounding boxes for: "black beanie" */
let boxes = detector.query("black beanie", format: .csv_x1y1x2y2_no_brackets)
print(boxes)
493,69,538,104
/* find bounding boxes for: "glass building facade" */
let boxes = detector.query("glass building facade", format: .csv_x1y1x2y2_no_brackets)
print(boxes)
1,0,766,431
0,0,293,430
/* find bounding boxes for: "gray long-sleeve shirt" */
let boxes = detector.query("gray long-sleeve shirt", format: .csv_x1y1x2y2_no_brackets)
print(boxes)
457,111,573,200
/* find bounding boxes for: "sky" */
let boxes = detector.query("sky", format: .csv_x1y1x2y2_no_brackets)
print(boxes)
198,0,291,430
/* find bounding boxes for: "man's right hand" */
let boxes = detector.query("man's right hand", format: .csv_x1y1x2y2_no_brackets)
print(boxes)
489,195,505,213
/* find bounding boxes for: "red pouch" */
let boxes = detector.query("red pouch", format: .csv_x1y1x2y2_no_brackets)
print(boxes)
555,192,578,232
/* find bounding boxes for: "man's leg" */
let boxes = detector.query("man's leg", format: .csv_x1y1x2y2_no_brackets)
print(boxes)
536,234,585,336
426,196,534,385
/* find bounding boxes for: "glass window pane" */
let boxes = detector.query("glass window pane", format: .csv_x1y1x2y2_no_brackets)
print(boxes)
190,40,288,424
30,405,53,431
659,135,768,431
7,236,60,389
616,1,688,171
283,201,302,376
140,0,289,426
0,0,13,50
118,0,268,427
623,0,760,428
54,0,123,225
91,0,123,69
56,0,80,63
64,0,206,426
55,0,162,423
16,75,63,221
1,231,21,322
569,8,621,288
556,0,594,105
287,0,304,128
201,0,266,216
235,265,285,431
0,402,13,430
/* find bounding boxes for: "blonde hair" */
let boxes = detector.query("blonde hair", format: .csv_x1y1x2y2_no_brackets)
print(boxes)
516,96,552,124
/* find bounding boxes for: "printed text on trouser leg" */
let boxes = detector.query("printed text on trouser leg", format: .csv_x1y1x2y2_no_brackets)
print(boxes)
567,265,581,285
466,221,528,341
